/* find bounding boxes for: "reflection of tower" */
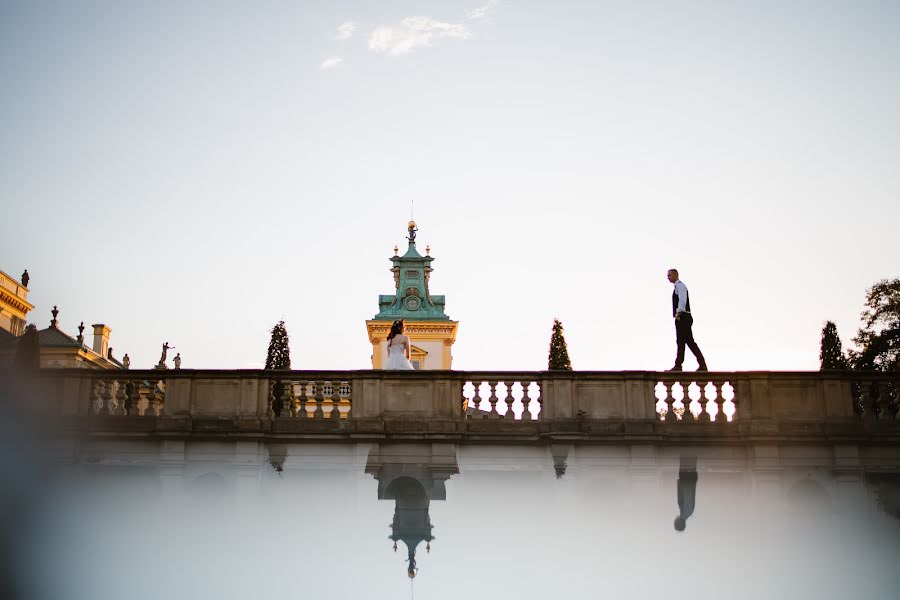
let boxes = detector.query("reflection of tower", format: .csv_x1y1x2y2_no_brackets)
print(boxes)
366,221,458,370
366,444,459,578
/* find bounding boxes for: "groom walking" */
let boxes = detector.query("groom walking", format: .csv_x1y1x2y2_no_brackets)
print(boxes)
667,268,708,372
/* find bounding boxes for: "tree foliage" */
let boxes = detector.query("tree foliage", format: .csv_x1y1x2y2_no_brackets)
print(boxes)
13,324,40,371
264,321,292,370
819,321,849,370
849,278,900,371
548,319,572,371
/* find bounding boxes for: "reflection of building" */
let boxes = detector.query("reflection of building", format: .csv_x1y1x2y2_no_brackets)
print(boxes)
366,222,458,369
366,444,459,578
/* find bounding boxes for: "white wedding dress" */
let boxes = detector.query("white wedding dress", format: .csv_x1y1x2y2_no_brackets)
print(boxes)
385,342,415,370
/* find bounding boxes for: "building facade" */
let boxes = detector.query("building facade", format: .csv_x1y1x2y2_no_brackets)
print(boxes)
0,268,33,337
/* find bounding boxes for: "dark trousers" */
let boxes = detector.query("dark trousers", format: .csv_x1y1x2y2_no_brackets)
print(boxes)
675,313,707,368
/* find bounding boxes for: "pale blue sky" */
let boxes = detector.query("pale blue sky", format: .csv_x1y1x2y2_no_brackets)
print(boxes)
2,0,899,370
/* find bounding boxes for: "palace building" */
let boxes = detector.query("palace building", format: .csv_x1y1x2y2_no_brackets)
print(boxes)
0,266,124,369
0,267,33,338
365,222,458,370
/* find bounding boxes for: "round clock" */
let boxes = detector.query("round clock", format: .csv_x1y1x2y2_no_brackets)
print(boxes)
404,296,421,311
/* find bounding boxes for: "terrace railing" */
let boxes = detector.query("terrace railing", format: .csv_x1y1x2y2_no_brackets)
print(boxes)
7,369,899,439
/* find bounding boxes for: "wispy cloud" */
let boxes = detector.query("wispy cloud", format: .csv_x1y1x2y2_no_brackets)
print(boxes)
335,21,356,40
465,0,499,20
320,56,343,70
368,16,471,56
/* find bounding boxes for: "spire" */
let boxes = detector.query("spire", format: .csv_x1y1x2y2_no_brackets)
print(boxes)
373,221,450,321
50,305,59,328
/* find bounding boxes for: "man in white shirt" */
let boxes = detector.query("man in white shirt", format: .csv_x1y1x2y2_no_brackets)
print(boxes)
667,269,708,372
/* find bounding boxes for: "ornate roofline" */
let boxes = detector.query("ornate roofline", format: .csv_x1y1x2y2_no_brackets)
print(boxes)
0,288,34,314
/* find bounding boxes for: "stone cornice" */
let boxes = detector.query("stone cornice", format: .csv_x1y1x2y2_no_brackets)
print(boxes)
366,319,458,344
0,288,34,314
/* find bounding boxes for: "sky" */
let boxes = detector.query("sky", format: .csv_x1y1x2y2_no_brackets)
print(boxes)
1,0,899,371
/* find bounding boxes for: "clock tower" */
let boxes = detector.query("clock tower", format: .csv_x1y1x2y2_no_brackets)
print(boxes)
366,221,458,370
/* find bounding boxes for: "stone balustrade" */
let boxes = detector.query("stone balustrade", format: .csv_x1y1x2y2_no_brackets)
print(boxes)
5,369,899,441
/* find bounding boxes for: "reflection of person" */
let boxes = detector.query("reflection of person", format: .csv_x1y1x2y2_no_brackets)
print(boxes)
385,320,415,370
667,269,708,372
674,465,698,531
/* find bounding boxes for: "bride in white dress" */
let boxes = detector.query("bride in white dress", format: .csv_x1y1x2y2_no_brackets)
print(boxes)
385,319,415,370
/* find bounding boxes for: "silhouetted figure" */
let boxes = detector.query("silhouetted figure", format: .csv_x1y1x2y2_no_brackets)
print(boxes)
666,268,708,372
158,342,172,367
122,354,130,369
174,353,181,369
20,269,29,287
674,459,698,532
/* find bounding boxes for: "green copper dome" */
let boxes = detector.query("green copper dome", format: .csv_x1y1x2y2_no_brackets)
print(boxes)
374,222,450,321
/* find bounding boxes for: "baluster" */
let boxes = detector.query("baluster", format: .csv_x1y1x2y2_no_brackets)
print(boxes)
342,381,352,418
281,378,295,418
533,383,543,420
697,381,711,423
114,379,127,415
851,381,864,418
126,380,139,415
269,379,280,418
296,380,308,419
487,382,499,418
518,382,530,421
90,379,102,415
659,382,671,421
470,382,481,414
313,380,325,419
330,381,341,419
886,383,898,419
669,383,682,421
870,381,882,419
709,382,723,423
99,380,113,415
686,378,700,421
146,381,160,416
505,382,517,419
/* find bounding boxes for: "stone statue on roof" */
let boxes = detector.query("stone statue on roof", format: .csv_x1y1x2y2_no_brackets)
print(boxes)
158,342,173,367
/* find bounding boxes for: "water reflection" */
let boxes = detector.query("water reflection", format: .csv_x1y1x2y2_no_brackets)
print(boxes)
674,456,697,531
7,441,900,599
365,444,459,578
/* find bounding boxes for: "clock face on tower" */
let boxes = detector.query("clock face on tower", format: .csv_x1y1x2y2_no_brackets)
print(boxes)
404,296,421,311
